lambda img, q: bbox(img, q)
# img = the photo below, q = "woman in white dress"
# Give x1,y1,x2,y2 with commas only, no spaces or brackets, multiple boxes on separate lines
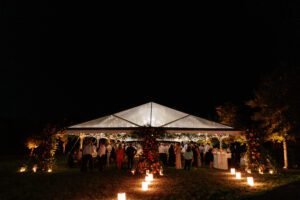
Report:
175,143,182,169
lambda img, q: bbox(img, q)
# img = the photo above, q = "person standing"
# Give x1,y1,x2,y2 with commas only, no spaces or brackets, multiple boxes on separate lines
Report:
175,143,182,169
110,143,116,164
195,145,201,167
68,150,76,168
183,146,193,171
81,140,93,172
204,143,211,166
106,142,112,167
192,144,198,167
159,144,165,165
207,148,214,169
116,144,125,170
97,142,106,171
168,144,175,166
199,144,204,167
125,143,137,170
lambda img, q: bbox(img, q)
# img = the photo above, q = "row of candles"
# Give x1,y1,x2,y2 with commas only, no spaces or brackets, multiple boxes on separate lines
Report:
118,169,163,200
230,168,274,186
19,165,52,173
230,168,254,186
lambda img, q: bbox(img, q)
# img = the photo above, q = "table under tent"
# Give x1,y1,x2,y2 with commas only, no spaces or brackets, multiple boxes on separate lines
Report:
65,102,242,170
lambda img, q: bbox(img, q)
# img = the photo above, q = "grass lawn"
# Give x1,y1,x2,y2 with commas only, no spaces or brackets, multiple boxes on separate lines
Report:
1,156,300,200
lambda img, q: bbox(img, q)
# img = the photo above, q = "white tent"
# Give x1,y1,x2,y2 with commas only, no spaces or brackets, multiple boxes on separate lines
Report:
66,102,241,137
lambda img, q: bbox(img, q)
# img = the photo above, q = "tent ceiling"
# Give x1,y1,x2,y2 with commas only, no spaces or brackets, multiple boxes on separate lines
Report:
67,102,241,135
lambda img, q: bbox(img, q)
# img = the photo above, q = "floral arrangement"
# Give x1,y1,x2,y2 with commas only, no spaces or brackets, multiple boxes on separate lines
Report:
132,127,164,174
246,130,276,173
246,131,262,171
21,124,59,172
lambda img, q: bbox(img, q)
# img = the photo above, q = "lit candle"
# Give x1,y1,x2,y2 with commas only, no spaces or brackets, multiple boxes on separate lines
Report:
230,168,236,175
142,182,148,191
19,167,26,173
32,165,37,173
269,169,274,174
247,177,254,186
159,167,163,176
118,193,126,200
47,168,52,173
131,170,135,175
246,169,251,174
235,172,241,179
148,174,154,181
145,176,151,183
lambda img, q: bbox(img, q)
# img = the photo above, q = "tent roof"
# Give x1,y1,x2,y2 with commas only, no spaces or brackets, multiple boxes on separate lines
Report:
67,102,241,135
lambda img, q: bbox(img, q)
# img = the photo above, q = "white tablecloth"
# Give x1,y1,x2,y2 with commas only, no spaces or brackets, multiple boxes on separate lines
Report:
213,152,230,170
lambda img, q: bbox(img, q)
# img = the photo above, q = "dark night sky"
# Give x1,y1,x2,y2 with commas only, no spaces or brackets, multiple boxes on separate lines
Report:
1,1,299,152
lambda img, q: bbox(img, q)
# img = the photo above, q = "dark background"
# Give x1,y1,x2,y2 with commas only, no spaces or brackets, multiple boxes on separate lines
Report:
1,1,299,155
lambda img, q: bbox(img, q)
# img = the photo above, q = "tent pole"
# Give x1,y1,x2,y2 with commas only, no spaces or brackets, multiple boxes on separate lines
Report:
79,133,85,150
96,135,101,148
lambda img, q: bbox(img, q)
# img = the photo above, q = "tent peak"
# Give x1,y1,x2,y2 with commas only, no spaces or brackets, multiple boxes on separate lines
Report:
69,102,233,131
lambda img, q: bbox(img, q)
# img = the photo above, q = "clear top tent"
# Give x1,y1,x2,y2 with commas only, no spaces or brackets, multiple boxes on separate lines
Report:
66,102,241,142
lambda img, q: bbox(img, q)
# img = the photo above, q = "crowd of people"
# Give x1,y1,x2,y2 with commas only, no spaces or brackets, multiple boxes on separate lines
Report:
159,142,215,171
68,139,226,172
68,139,140,172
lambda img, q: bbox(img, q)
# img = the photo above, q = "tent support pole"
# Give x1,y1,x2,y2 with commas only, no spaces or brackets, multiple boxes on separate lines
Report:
79,133,85,150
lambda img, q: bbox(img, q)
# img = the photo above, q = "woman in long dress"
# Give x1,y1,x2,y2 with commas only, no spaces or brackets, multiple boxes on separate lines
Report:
116,144,124,170
175,143,182,169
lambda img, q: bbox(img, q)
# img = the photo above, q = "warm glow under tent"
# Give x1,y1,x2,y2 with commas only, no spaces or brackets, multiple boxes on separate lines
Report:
66,102,242,138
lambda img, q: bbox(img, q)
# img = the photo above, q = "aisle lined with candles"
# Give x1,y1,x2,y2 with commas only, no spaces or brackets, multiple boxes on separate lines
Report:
227,167,279,188
5,160,300,200
117,171,163,199
114,166,286,200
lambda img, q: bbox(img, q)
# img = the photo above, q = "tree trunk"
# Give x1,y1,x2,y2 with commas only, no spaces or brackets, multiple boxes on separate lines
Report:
62,142,66,154
30,148,34,156
283,139,288,169
96,137,100,148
